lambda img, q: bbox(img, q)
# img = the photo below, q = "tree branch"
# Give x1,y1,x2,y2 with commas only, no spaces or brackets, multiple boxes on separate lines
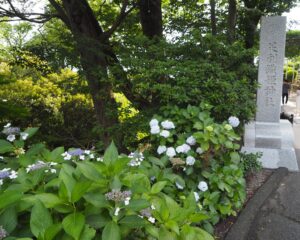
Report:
48,0,71,28
103,0,137,40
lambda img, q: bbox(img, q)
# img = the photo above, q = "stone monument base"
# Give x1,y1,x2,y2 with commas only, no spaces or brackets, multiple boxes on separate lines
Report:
242,120,299,171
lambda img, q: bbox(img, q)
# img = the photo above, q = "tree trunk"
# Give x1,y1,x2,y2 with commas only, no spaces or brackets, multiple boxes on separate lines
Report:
139,0,163,38
210,0,217,36
61,0,119,147
227,0,237,43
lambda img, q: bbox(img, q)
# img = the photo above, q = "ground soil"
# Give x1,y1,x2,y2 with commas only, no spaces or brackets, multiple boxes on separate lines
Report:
214,169,274,240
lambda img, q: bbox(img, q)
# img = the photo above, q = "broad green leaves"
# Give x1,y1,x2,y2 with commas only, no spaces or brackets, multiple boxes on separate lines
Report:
0,139,14,153
62,213,85,240
102,222,121,240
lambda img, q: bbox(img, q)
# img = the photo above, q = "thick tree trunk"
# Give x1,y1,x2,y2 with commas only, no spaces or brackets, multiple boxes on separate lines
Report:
227,0,237,43
244,15,260,49
139,0,163,38
210,0,217,36
61,0,119,147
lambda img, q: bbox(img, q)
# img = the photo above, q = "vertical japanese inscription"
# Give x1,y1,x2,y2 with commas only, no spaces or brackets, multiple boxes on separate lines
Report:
256,16,286,123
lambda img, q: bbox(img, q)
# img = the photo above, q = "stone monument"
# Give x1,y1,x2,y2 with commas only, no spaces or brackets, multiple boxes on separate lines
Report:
242,16,299,171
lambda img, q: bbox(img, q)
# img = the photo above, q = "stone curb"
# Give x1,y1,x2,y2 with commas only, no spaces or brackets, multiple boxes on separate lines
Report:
225,167,289,240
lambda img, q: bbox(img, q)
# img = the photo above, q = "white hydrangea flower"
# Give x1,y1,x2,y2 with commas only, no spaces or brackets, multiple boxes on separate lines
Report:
175,182,184,190
148,217,155,223
160,130,170,138
4,123,11,128
62,152,72,160
89,154,94,159
7,134,15,142
194,192,200,202
196,147,203,154
161,120,175,129
149,119,159,127
124,197,131,206
20,132,29,140
198,181,208,192
79,155,85,160
186,156,195,166
186,136,196,146
176,145,184,153
150,125,160,134
96,157,103,162
157,145,167,154
0,179,3,186
114,207,120,216
9,170,18,179
166,147,176,157
0,156,3,160
176,144,191,154
50,169,57,174
228,116,240,128
84,150,91,155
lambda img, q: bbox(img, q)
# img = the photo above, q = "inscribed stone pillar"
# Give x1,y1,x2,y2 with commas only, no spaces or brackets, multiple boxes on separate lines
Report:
256,16,287,122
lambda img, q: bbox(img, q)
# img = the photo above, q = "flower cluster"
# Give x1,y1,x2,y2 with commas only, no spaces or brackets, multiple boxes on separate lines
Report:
0,168,18,186
228,116,240,128
26,161,57,174
128,151,144,167
198,181,208,192
61,149,95,161
2,123,29,142
139,207,156,223
0,225,8,239
105,189,132,203
150,119,175,138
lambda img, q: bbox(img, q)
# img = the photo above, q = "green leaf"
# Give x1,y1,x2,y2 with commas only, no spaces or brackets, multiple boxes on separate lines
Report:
119,215,147,227
194,227,214,240
80,225,96,240
145,225,159,238
83,192,109,208
50,147,64,162
44,224,62,240
0,139,14,153
159,226,176,240
0,207,17,233
24,127,39,139
76,162,102,181
189,213,210,223
59,164,76,200
71,180,92,203
230,152,240,164
151,181,167,194
103,142,118,165
24,193,63,208
0,190,22,209
127,199,150,211
165,220,179,235
62,213,85,240
86,214,110,229
30,200,53,238
102,222,121,240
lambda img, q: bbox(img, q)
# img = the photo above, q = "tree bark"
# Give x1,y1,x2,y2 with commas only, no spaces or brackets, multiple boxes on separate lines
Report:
227,0,237,43
61,0,119,147
210,0,217,36
139,0,163,38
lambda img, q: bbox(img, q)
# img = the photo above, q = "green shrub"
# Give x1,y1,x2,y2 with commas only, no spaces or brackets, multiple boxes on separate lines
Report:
284,67,298,82
142,104,246,231
240,152,262,175
0,126,213,240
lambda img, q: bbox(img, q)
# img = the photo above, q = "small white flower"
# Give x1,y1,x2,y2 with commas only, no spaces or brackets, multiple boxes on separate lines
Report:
20,132,29,140
160,130,170,138
50,169,57,174
150,176,156,182
176,145,184,153
0,179,3,185
151,204,156,210
0,156,3,160
79,155,85,160
150,125,160,134
4,123,11,128
96,157,103,162
161,120,175,129
176,144,191,154
157,145,167,154
63,153,72,160
9,170,18,179
166,147,176,157
148,217,156,223
50,162,57,166
114,207,120,216
2,99,7,102
124,197,131,206
198,181,208,192
194,192,200,202
150,119,159,127
175,182,184,190
84,150,91,154
186,156,195,166
196,147,203,154
89,154,94,159
186,136,196,145
228,116,240,128
7,134,15,142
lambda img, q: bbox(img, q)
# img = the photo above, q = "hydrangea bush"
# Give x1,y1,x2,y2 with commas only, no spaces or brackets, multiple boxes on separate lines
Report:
0,125,213,240
144,104,246,230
